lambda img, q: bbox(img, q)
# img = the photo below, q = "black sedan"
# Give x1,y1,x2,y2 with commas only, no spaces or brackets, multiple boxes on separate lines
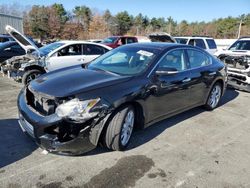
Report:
18,43,227,155
0,41,25,63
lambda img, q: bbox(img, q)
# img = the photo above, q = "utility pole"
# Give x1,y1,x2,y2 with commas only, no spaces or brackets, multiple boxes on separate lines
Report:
237,19,243,39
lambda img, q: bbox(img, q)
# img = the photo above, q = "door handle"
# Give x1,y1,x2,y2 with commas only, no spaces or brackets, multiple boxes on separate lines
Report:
77,58,85,61
182,78,191,83
208,72,216,76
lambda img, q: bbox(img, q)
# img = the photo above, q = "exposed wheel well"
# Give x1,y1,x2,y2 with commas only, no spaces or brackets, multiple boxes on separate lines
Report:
24,65,45,73
115,101,145,130
215,79,224,89
98,101,145,145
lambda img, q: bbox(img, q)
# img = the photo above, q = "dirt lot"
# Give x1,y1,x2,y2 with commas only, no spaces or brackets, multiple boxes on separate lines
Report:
0,76,250,188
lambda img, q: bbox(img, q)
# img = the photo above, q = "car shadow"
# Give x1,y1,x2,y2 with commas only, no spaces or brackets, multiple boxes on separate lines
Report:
0,89,239,161
128,88,239,150
0,119,37,168
86,88,239,155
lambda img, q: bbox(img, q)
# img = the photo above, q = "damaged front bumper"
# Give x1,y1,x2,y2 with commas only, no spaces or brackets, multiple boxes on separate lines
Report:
18,91,109,155
221,55,250,92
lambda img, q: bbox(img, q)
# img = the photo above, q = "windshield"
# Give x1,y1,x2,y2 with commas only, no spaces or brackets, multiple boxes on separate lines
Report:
229,40,250,51
102,37,119,44
88,46,159,76
38,42,65,56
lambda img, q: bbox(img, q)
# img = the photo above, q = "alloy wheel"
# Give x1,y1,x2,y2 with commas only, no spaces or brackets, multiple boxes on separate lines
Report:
208,85,222,109
121,110,135,146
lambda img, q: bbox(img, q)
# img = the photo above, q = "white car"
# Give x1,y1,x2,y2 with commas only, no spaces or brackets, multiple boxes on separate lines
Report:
5,25,111,84
214,37,250,92
175,36,217,55
214,37,250,57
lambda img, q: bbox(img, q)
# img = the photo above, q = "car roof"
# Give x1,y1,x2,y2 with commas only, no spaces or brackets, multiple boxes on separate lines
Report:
0,34,12,38
0,41,17,48
57,40,112,49
175,36,214,39
238,38,250,41
121,42,189,50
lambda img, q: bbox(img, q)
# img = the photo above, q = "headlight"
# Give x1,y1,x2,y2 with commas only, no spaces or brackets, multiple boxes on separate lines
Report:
55,98,100,122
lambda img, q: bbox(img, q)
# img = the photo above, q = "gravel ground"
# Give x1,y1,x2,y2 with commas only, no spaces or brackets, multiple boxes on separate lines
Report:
0,76,250,188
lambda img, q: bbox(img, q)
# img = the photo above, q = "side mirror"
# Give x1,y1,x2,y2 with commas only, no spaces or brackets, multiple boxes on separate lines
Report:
156,67,178,76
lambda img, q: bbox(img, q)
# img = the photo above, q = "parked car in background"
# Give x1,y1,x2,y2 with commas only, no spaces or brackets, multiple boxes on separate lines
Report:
87,39,103,43
0,41,25,63
0,34,14,43
214,37,250,92
175,36,217,55
214,37,250,57
4,25,112,84
18,43,226,155
101,36,138,48
148,32,176,43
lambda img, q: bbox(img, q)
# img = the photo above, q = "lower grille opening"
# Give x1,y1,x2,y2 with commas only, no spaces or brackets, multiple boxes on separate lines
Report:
26,88,56,116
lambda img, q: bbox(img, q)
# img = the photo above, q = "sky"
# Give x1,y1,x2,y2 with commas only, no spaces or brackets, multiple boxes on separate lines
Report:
0,0,249,22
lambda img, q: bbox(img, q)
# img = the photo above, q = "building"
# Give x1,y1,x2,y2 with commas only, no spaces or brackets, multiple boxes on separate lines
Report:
0,13,23,34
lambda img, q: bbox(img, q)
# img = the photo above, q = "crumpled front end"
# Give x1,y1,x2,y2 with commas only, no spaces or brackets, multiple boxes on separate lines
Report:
0,54,42,81
18,87,110,155
219,55,250,92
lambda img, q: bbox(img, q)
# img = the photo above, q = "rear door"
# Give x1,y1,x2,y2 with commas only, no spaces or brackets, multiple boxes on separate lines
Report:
82,44,109,63
186,48,214,105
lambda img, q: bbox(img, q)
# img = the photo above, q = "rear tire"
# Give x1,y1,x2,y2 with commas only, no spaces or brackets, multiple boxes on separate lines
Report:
22,69,42,85
105,105,135,151
204,83,222,110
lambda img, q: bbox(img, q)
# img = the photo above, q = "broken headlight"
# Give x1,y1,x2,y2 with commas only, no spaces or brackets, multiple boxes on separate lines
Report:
55,98,100,122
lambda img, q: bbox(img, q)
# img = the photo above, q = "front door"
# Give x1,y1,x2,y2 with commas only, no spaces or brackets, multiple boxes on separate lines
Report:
47,44,84,71
146,49,192,122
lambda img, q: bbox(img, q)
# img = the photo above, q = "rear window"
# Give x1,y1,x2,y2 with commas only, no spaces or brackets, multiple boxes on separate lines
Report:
187,49,211,68
126,38,137,44
188,39,206,49
206,39,217,49
175,38,188,44
0,37,10,43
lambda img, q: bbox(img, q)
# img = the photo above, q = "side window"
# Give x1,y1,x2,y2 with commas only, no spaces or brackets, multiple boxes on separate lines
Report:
83,44,107,55
188,39,206,49
206,39,217,49
194,39,206,49
187,49,211,68
158,49,187,71
58,44,82,56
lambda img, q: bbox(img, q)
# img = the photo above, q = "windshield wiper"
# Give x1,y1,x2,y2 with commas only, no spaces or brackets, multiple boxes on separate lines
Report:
91,67,120,76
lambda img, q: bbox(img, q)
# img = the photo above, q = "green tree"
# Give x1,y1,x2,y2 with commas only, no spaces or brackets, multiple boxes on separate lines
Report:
134,13,144,35
216,17,238,38
73,6,92,31
115,11,133,35
28,5,49,40
52,3,68,24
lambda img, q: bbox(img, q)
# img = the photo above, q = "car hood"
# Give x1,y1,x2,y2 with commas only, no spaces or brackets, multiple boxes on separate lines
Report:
29,66,131,98
215,49,250,57
5,25,40,54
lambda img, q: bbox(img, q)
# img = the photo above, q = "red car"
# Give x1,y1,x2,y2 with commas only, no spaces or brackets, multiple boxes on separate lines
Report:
101,36,138,48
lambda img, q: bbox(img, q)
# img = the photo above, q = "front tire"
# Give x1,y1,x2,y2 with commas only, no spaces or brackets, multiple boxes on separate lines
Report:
105,105,135,151
22,69,42,85
204,83,222,110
